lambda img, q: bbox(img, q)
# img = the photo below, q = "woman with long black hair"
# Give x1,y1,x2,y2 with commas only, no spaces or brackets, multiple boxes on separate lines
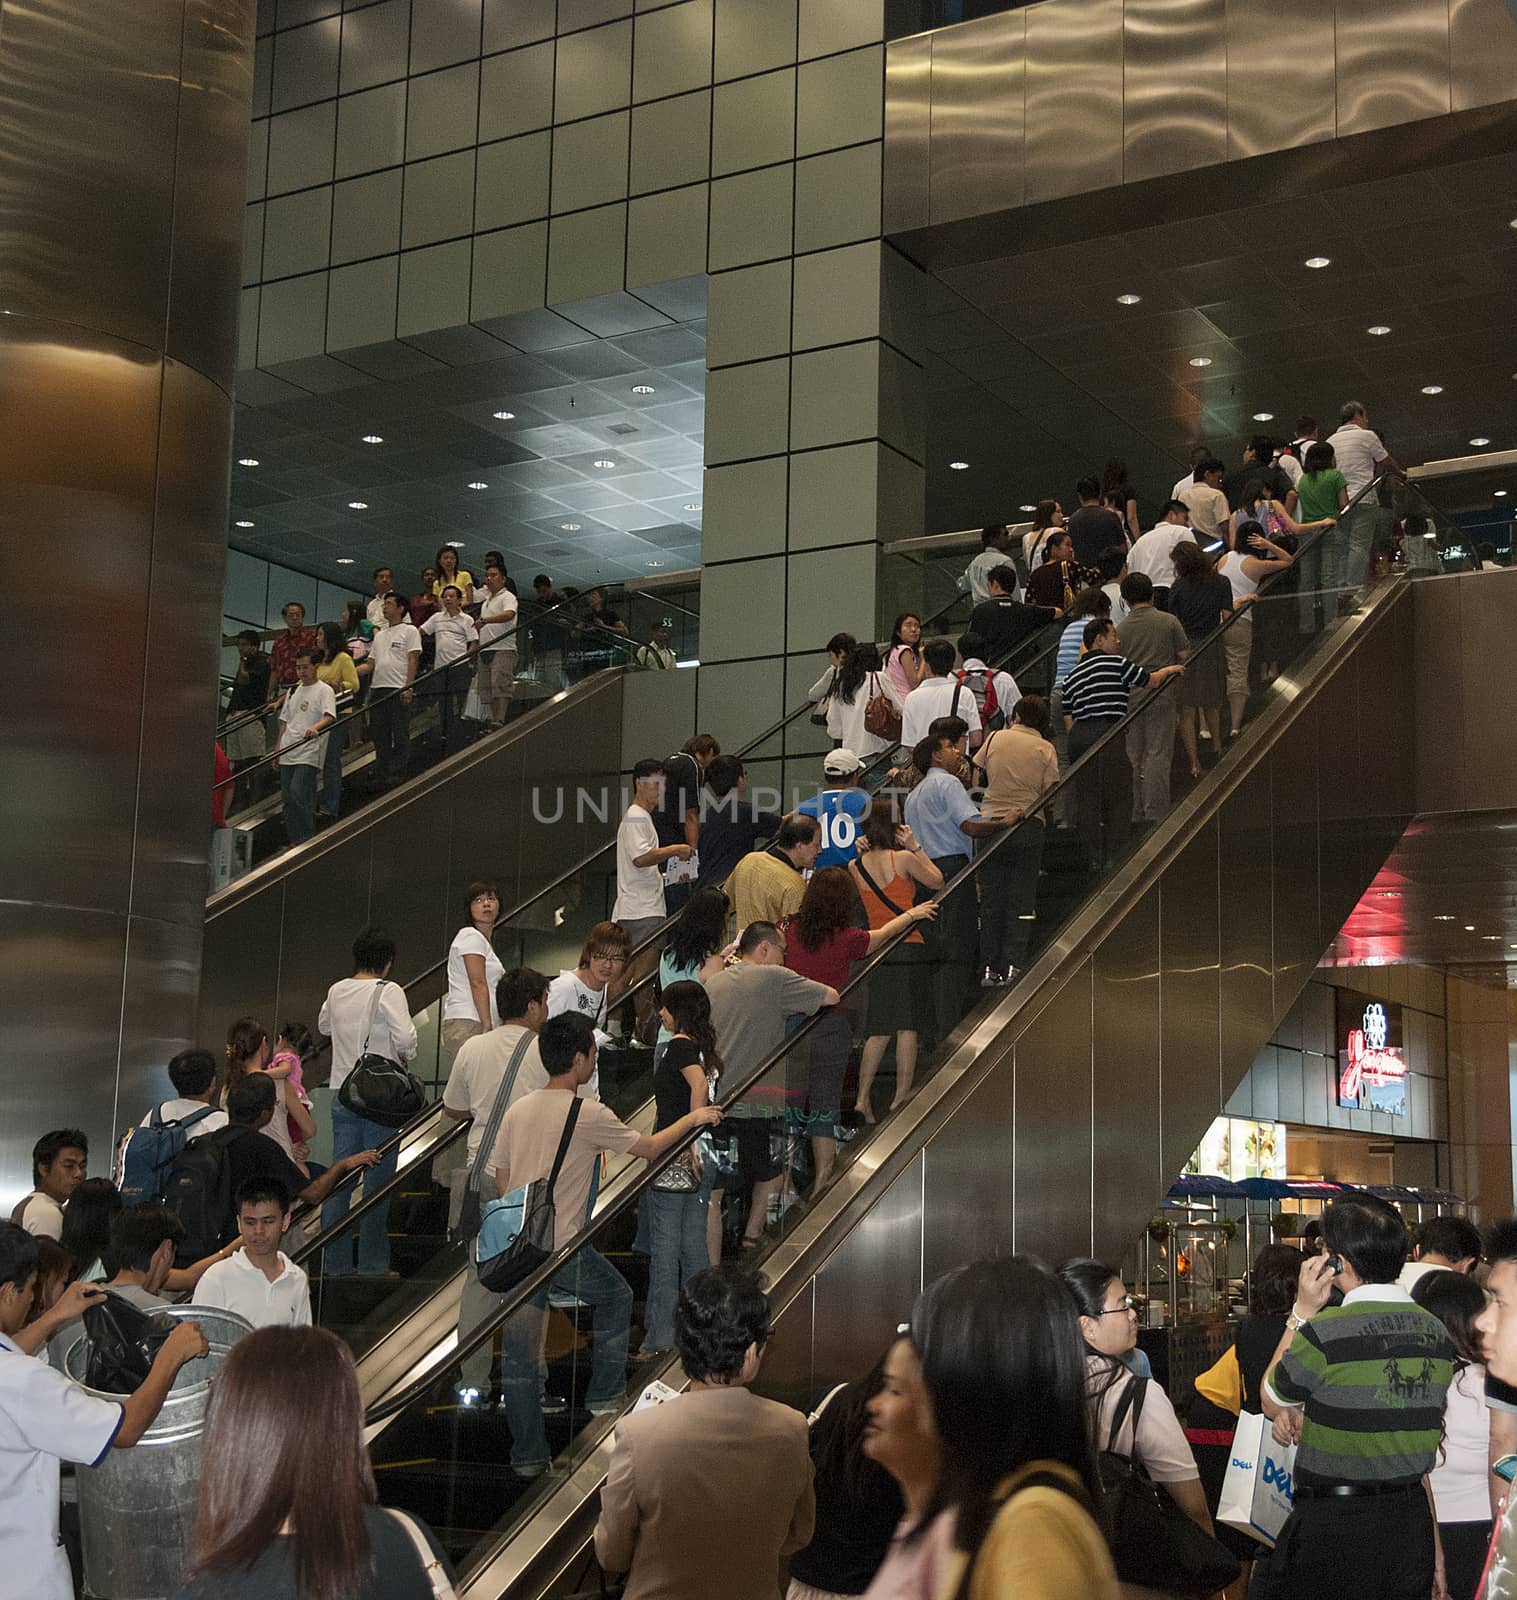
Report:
831,641,905,761
174,1326,451,1600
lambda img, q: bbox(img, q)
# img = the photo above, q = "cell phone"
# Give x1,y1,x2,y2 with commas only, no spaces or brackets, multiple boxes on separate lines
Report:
1496,1455,1517,1484
1324,1253,1343,1274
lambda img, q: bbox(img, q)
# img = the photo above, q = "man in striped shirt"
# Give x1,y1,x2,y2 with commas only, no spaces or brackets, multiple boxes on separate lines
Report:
1060,619,1183,870
1255,1196,1453,1599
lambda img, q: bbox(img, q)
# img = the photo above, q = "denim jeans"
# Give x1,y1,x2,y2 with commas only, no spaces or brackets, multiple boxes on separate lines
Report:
320,718,347,814
643,1188,708,1351
321,1099,398,1274
279,762,318,844
498,1245,632,1473
977,818,1045,973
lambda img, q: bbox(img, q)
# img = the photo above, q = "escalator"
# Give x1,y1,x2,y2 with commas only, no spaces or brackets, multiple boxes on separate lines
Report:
338,475,1464,1598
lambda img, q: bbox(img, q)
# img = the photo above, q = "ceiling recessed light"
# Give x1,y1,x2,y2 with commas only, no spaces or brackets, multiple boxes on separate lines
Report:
1304,256,1331,269
1116,293,1142,306
347,500,368,510
949,460,970,470
592,459,617,470
1509,219,1517,230
466,480,488,490
336,557,355,565
1019,503,1037,512
631,384,655,395
1434,914,1457,921
1189,357,1213,368
361,434,383,445
1253,412,1274,422
446,540,466,549
1367,325,1392,336
683,502,701,512
646,560,665,568
237,457,259,467
1496,489,1510,498
1484,934,1502,941
1470,437,1491,447
1465,924,1477,932
234,519,255,528
1421,384,1444,395
492,410,516,421
560,522,581,531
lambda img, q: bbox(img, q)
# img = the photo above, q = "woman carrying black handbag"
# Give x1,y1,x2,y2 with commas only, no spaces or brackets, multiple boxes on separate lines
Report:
1060,1259,1240,1598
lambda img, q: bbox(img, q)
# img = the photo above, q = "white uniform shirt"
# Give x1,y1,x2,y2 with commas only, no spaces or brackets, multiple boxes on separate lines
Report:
277,680,336,768
421,610,478,667
900,676,983,752
318,977,419,1092
0,1332,123,1600
478,587,518,650
369,622,422,690
612,803,666,921
193,1251,311,1329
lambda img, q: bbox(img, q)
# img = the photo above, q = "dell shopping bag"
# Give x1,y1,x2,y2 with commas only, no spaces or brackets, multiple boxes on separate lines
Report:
1217,1410,1296,1549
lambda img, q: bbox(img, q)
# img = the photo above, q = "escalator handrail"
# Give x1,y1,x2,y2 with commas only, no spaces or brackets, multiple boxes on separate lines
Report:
364,473,1395,1423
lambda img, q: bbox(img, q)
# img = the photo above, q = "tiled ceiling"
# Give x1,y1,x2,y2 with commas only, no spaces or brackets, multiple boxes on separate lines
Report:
230,284,707,590
927,150,1517,515
1326,813,1517,986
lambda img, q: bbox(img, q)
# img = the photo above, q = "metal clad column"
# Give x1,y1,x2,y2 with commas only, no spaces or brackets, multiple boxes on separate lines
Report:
0,0,255,1199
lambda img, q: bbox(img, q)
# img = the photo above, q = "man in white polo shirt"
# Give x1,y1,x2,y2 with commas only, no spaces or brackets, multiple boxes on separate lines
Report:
0,1223,207,1600
191,1179,311,1331
366,591,422,790
1126,501,1199,607
1325,400,1400,602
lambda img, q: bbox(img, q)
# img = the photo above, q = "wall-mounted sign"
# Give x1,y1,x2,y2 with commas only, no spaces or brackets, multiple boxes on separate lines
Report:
1336,989,1407,1115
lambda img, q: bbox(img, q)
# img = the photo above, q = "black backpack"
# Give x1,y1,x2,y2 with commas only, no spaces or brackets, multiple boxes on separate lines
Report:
163,1125,255,1264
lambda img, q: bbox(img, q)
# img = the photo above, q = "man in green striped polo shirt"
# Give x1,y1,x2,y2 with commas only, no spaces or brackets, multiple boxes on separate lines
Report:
1254,1196,1453,1599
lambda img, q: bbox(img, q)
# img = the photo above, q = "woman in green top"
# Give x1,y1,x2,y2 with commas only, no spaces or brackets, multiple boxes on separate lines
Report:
1295,441,1349,521
1294,441,1351,630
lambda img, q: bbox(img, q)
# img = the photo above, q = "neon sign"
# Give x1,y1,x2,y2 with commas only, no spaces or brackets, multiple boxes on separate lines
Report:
1337,999,1407,1115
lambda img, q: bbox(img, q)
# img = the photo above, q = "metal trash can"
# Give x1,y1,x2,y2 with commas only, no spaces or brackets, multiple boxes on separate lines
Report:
62,1304,252,1599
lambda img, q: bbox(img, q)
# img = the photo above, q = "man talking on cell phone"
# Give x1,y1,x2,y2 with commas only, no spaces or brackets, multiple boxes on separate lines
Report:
1251,1196,1454,1600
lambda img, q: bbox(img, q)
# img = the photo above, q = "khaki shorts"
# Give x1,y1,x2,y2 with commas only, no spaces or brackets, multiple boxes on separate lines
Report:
476,647,516,702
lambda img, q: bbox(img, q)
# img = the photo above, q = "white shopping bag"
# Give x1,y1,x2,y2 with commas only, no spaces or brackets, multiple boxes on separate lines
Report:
1217,1410,1296,1548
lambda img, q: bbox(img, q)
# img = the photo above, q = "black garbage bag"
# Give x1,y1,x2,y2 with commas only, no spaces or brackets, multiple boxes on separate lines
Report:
82,1291,175,1393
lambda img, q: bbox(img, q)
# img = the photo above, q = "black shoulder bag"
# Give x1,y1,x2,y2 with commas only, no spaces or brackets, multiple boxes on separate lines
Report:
1097,1375,1240,1595
477,1096,583,1294
338,980,427,1128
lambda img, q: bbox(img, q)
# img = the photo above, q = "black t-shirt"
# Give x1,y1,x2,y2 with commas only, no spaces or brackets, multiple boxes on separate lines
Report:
1223,461,1293,511
653,1036,704,1133
697,803,783,887
172,1505,452,1600
655,751,703,848
223,1126,309,1240
970,596,1057,662
1067,504,1127,567
1168,574,1233,641
227,654,270,713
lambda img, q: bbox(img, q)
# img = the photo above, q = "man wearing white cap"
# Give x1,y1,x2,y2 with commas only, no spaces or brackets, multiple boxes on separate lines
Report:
797,748,870,869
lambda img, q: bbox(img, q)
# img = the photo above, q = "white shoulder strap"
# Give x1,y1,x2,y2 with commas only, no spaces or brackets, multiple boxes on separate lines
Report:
388,1509,457,1599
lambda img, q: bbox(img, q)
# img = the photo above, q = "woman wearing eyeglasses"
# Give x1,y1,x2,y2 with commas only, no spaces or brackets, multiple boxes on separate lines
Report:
595,1262,814,1600
1059,1260,1215,1558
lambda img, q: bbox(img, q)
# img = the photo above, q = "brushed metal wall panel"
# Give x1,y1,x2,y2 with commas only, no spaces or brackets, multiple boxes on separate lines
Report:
1226,0,1334,159
367,800,457,973
1450,0,1517,111
198,876,284,1043
757,1277,816,1415
1217,765,1275,1089
1335,0,1451,137
882,34,931,234
0,904,128,1203
1091,887,1161,1263
119,913,206,1143
0,0,181,350
1123,0,1226,184
133,360,233,926
812,1157,925,1380
1413,576,1466,812
1157,818,1221,1180
928,10,1023,226
1269,696,1324,1010
921,1049,1016,1285
1315,654,1363,943
0,315,160,918
166,0,259,392
1012,965,1093,1262
1023,0,1122,206
1455,570,1517,811
276,834,379,1025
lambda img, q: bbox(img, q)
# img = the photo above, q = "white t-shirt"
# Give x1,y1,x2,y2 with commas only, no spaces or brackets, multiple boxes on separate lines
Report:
478,586,519,649
828,671,906,760
141,1098,228,1139
318,977,419,1092
1325,422,1389,498
366,595,388,627
18,1193,63,1242
277,680,336,768
1430,1363,1491,1524
547,969,611,1035
444,927,504,1025
1101,580,1129,623
900,676,983,752
369,622,422,690
1171,471,1197,502
193,1251,311,1330
1127,524,1195,586
0,1332,123,1600
612,803,665,921
421,610,477,666
443,1024,549,1164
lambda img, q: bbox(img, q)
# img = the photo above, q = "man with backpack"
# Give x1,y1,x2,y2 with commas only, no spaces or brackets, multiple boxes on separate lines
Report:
900,638,984,753
954,632,1021,735
118,1049,228,1204
164,1076,379,1264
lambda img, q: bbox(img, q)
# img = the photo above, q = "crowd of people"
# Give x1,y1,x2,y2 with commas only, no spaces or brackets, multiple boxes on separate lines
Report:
219,562,683,847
